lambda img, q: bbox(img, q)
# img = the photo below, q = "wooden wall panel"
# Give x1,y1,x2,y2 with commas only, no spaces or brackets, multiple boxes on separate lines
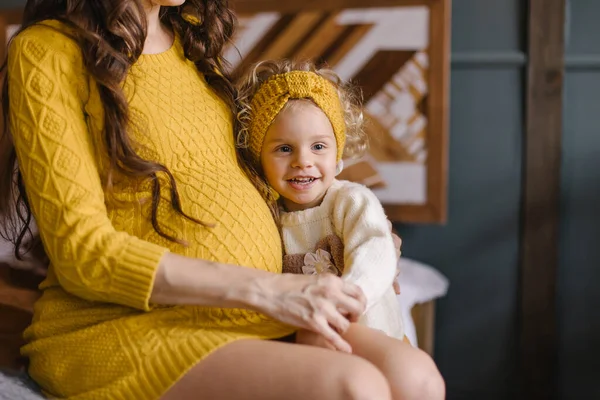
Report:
231,0,450,223
519,0,565,399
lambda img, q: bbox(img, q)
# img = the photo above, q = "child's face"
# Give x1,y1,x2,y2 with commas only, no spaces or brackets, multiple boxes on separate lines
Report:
261,100,338,212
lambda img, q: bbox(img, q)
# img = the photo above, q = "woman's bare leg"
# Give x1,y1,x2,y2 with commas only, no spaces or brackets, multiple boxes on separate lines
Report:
161,338,392,400
343,324,445,400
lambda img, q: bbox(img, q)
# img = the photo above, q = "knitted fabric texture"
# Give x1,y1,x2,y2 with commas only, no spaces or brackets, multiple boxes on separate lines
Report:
248,71,346,163
282,234,345,275
279,179,405,340
9,21,293,400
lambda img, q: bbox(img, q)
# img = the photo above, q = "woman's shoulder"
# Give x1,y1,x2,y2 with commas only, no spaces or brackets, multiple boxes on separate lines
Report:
9,20,81,61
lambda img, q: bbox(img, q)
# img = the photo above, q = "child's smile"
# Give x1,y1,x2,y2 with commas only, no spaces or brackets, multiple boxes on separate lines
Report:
286,176,319,190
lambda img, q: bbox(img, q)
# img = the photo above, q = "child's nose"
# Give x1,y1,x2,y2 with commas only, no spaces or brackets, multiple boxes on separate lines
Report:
291,150,313,169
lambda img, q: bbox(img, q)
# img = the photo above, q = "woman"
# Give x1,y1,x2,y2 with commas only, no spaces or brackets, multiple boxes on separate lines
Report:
0,1,431,399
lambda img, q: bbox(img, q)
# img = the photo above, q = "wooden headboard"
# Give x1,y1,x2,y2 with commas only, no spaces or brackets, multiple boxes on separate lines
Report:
0,266,42,370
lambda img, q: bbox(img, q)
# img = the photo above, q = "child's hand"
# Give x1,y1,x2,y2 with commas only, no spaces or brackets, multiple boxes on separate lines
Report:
388,220,402,294
387,220,403,259
393,278,401,295
296,329,338,351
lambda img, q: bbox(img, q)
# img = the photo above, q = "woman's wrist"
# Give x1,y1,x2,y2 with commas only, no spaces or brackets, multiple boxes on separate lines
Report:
150,251,276,310
229,269,278,313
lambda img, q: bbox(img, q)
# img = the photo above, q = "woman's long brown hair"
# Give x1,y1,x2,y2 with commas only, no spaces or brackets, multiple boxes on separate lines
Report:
0,0,241,261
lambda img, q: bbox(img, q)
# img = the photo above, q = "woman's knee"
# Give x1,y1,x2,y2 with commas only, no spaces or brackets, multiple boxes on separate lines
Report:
337,357,392,400
393,348,445,400
404,364,445,400
422,370,446,400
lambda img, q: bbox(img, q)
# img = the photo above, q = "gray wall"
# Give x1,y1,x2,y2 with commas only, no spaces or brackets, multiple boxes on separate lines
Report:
558,0,600,398
398,1,600,399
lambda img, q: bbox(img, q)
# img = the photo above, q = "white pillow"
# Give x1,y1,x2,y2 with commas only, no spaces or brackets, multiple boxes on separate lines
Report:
395,257,449,347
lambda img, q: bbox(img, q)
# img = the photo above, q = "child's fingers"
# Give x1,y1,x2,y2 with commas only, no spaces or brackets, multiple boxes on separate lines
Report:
393,281,401,295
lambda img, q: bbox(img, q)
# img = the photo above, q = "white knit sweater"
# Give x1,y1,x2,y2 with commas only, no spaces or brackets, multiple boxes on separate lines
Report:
280,180,405,339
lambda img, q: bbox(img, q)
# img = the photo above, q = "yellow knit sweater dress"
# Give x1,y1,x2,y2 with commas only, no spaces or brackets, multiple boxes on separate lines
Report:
8,21,294,399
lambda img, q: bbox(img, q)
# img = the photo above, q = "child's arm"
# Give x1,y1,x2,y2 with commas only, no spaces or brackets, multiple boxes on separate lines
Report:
333,183,397,311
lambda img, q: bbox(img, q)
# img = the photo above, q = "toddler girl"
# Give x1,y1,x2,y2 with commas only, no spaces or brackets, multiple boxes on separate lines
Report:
238,59,403,339
236,60,445,399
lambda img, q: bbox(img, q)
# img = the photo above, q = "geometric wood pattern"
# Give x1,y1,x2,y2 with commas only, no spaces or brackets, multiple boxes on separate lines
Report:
230,0,450,223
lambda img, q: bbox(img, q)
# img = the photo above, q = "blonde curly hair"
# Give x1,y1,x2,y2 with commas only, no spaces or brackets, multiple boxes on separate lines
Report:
236,59,368,161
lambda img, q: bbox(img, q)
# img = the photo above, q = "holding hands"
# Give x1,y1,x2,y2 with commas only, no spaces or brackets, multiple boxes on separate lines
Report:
253,225,402,352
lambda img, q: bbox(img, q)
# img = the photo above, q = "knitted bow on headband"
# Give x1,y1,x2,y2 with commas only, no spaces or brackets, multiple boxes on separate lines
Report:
248,71,346,163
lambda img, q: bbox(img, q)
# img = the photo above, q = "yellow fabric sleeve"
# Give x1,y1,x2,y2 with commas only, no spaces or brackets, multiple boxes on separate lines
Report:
7,27,168,311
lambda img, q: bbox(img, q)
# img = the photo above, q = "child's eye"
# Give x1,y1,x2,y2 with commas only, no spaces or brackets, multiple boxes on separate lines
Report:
277,145,292,153
313,143,325,151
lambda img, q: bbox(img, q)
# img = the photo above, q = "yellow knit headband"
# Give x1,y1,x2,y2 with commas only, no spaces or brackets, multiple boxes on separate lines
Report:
248,71,346,163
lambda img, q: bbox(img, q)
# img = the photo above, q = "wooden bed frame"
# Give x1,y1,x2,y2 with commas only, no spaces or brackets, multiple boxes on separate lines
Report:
411,300,436,356
0,266,41,370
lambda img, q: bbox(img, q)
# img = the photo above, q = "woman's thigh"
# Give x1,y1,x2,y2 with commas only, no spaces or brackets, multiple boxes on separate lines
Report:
161,338,392,400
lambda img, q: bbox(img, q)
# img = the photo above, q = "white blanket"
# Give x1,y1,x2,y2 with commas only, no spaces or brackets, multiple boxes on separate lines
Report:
395,258,449,347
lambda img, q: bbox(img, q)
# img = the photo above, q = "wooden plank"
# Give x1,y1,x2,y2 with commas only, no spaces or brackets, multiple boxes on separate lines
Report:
352,50,416,103
233,0,434,13
0,9,23,64
0,16,7,64
259,12,323,61
519,0,565,399
384,204,440,223
421,0,449,224
325,25,372,68
0,304,33,370
411,300,436,356
337,159,387,189
231,14,294,78
364,110,417,163
0,10,23,144
0,267,40,313
292,13,345,62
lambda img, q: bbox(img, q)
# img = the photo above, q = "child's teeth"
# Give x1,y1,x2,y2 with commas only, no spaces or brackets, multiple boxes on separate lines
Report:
292,178,314,183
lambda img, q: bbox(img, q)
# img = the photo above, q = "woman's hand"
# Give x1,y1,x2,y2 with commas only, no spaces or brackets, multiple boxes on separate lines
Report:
152,253,362,352
250,272,366,353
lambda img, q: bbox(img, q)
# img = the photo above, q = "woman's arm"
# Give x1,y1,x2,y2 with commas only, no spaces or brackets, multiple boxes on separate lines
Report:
151,252,270,307
152,252,365,353
333,183,398,311
8,26,170,311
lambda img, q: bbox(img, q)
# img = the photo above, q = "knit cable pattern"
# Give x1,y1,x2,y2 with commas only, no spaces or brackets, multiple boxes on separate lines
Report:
8,21,293,399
